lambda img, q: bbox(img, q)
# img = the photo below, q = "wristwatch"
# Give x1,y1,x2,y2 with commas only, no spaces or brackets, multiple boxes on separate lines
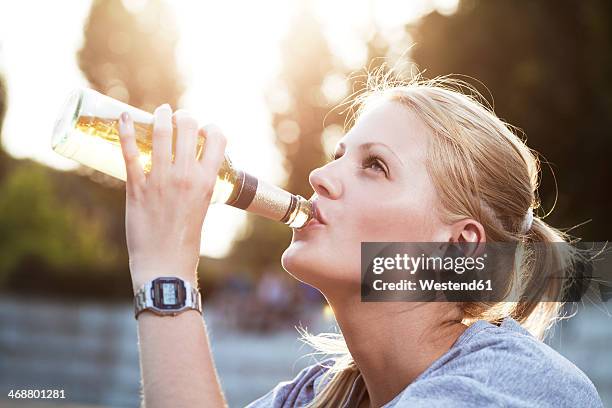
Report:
133,276,202,319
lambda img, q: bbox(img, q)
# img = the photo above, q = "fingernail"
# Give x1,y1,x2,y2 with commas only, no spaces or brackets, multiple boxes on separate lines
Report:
120,112,130,123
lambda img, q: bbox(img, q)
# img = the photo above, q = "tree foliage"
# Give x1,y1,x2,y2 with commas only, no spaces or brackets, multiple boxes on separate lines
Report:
0,162,118,284
78,0,183,111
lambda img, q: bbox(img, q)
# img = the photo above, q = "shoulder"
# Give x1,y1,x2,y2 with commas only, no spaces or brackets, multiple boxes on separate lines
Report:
244,358,334,408
387,318,603,408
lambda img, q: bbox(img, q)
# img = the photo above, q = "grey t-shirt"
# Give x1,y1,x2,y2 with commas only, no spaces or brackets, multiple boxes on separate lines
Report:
245,318,603,407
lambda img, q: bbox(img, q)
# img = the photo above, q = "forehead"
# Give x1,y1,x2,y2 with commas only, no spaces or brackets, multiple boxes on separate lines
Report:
337,100,431,166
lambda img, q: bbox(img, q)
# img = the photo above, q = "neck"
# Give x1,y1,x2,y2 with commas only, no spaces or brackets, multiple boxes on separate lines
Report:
325,293,467,408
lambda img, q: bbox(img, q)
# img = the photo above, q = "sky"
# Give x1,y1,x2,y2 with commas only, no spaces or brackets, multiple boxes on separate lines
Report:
0,0,457,258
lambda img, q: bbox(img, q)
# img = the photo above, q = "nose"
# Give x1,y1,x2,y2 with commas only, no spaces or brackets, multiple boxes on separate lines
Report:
309,165,342,199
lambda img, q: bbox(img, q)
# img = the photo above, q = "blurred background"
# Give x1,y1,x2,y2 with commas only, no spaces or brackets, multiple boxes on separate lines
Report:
0,0,611,407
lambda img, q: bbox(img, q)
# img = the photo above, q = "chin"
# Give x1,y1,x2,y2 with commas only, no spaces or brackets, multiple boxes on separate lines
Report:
281,241,310,274
282,241,359,294
281,241,327,286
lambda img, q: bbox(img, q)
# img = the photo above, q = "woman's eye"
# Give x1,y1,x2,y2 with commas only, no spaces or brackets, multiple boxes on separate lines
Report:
361,155,387,175
327,152,387,176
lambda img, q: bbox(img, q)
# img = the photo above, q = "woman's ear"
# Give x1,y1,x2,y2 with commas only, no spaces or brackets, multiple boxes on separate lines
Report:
449,219,486,257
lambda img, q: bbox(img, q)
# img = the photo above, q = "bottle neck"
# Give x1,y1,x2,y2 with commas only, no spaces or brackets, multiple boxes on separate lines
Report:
225,170,313,228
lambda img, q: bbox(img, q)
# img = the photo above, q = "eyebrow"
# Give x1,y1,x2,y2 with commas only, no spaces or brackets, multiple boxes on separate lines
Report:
337,142,405,167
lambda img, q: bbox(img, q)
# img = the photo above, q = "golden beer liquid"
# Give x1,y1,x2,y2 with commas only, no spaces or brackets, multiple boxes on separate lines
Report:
72,115,238,205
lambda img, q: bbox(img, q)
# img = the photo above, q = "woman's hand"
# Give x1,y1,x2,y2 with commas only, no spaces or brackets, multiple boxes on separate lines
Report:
118,104,227,293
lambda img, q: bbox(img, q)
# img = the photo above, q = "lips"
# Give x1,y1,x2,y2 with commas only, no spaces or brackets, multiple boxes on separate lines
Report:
311,200,327,225
296,200,327,231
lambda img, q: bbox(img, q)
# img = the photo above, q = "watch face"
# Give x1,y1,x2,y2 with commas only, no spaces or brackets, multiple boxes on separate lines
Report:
162,283,178,305
152,278,187,310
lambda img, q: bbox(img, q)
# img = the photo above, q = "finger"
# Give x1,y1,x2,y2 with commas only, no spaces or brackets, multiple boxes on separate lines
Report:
118,112,146,192
173,109,199,171
151,103,173,180
198,124,227,184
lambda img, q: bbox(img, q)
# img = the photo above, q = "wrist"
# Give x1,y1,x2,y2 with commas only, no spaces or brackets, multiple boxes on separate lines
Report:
129,258,199,293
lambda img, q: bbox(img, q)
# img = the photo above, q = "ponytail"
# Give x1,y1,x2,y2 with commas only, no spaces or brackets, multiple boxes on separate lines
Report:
511,216,578,339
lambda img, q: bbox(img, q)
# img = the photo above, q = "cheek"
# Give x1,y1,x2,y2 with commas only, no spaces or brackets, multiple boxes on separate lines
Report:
352,201,436,242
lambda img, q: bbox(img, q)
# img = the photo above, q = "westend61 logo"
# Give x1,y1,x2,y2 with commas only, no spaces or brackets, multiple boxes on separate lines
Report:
360,242,612,303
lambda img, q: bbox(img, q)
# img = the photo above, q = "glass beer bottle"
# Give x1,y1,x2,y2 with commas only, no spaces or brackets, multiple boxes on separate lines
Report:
51,88,313,229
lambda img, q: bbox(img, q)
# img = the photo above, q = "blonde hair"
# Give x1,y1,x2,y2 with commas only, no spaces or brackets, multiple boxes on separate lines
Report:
301,72,581,407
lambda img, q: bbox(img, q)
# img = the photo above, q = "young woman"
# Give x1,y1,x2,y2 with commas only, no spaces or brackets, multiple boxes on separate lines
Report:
117,76,603,408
